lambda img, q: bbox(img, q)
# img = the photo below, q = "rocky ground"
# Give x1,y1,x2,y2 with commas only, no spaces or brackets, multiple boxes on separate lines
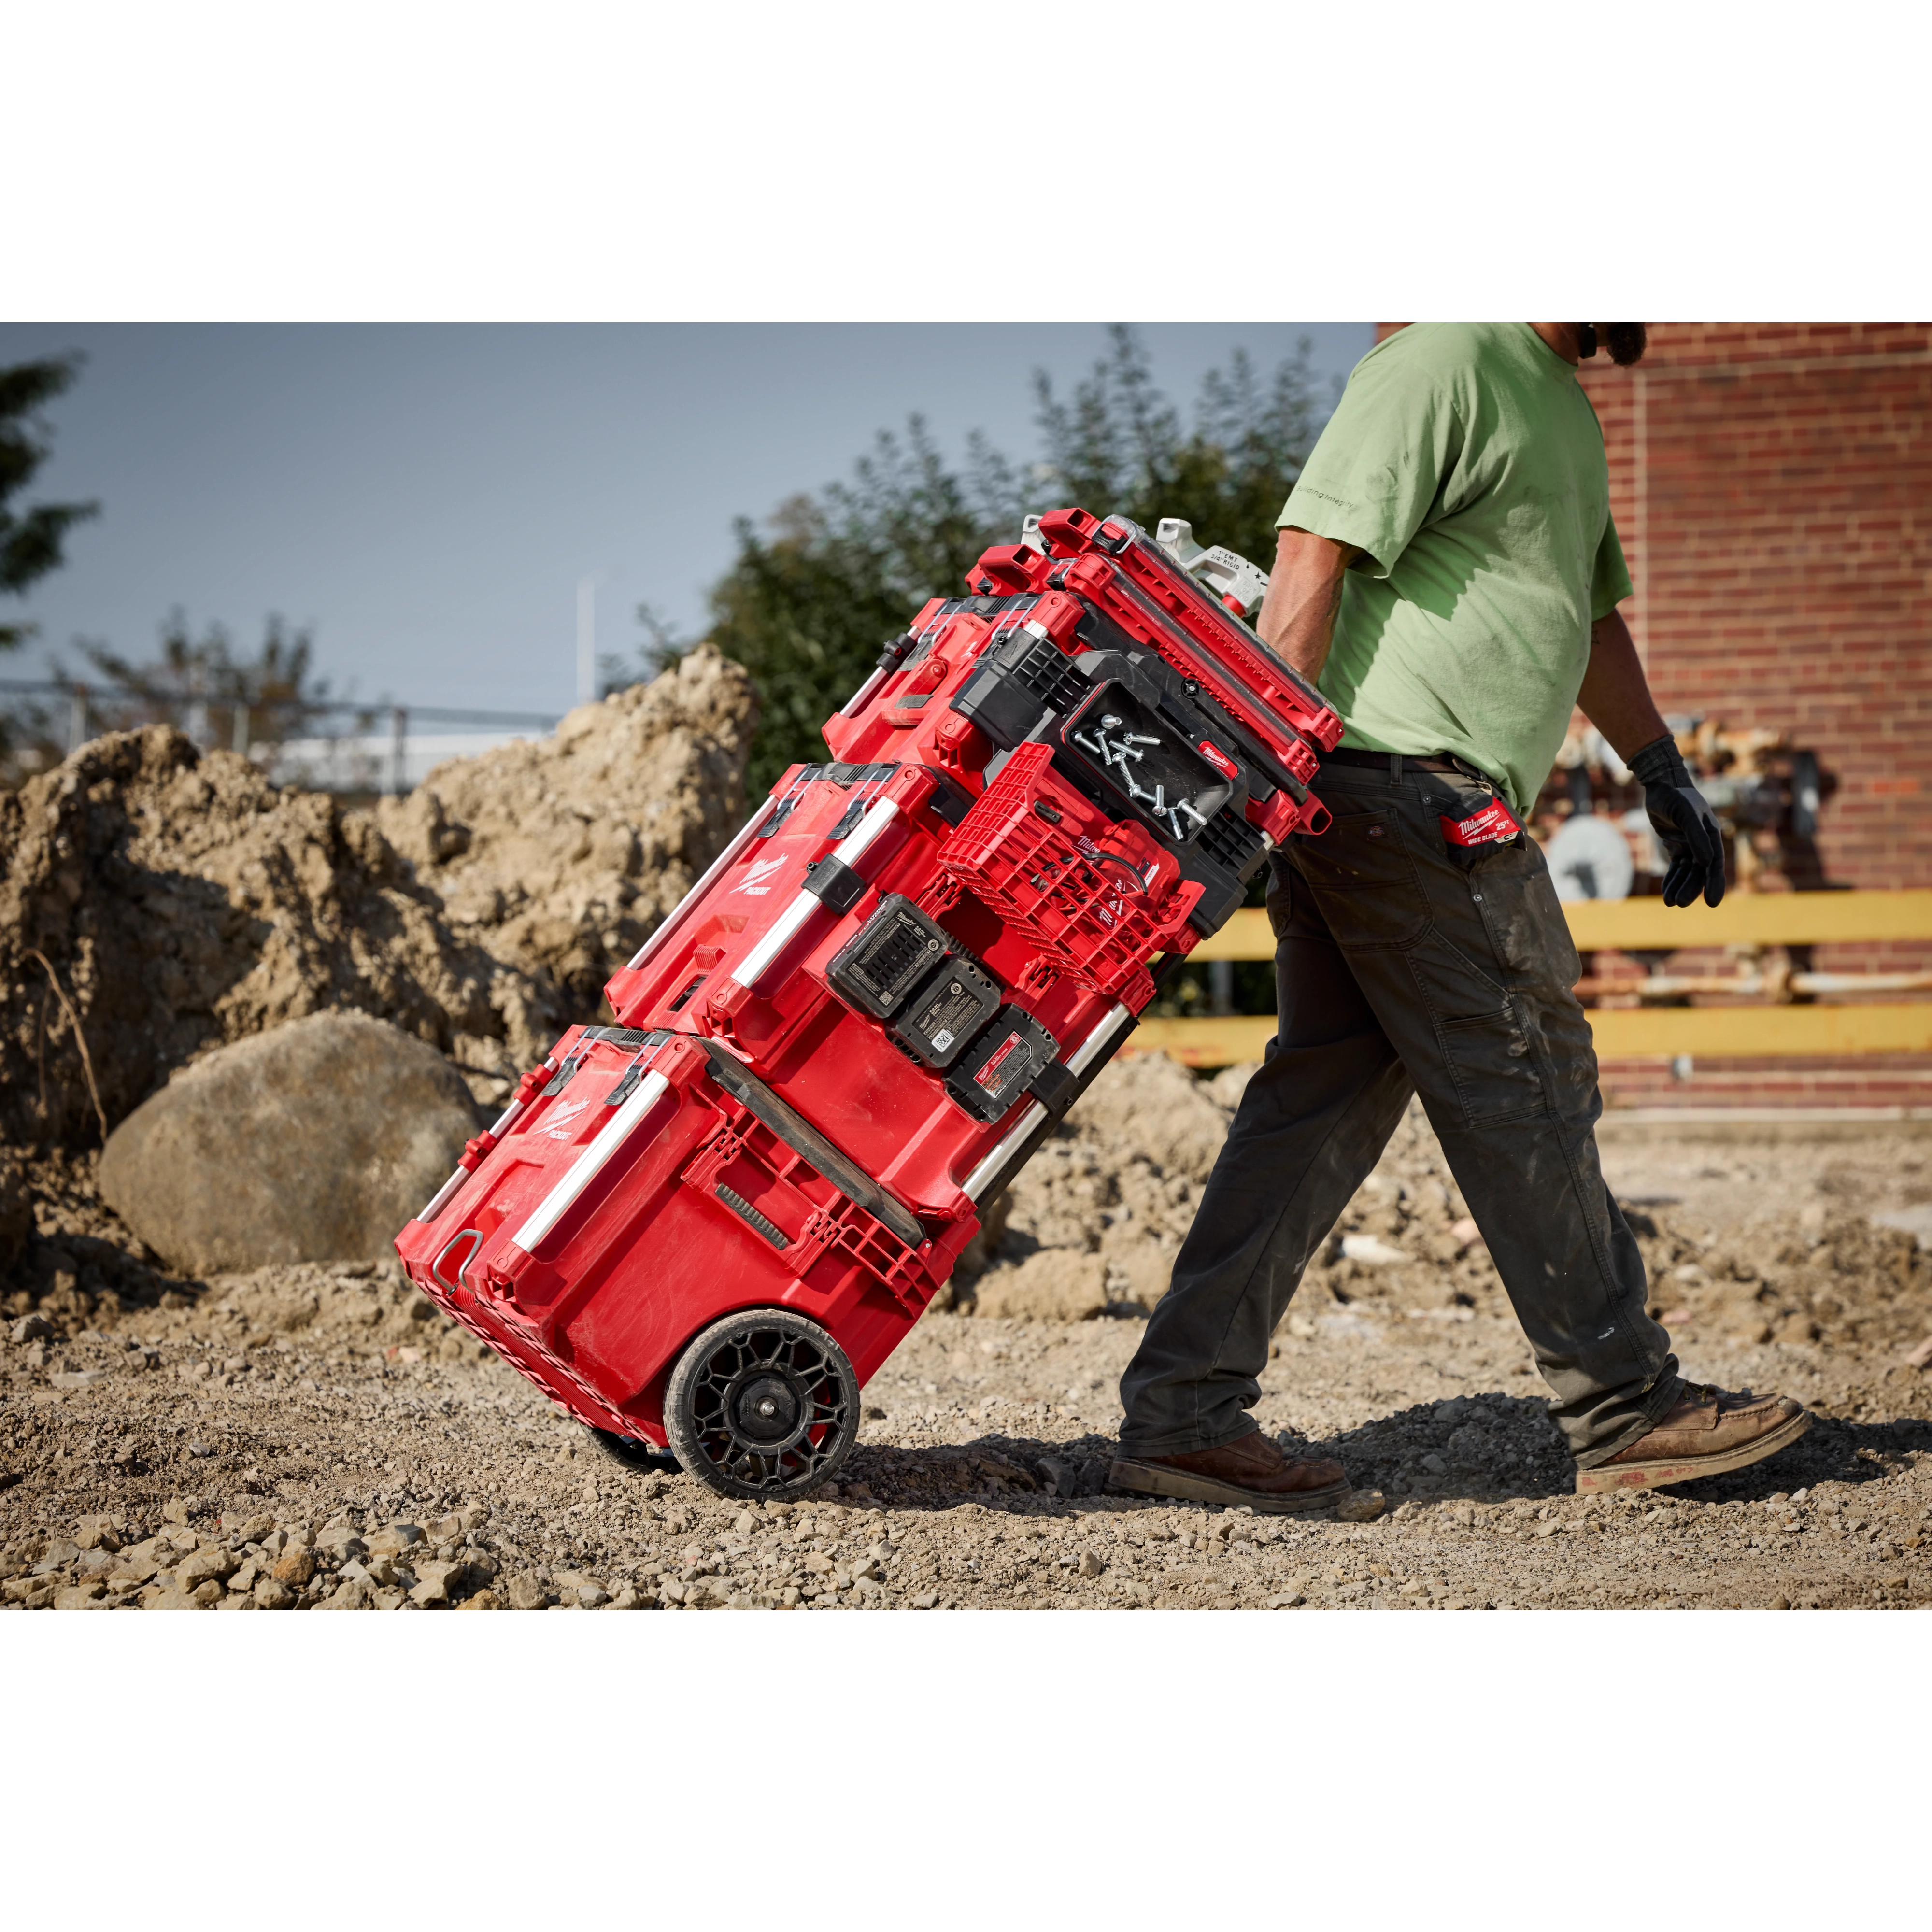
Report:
6,1112,1929,1614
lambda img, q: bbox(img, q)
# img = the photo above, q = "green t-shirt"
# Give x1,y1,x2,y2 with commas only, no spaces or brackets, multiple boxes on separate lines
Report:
1278,322,1632,813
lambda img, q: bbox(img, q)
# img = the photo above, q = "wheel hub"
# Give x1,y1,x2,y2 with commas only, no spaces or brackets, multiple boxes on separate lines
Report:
728,1369,804,1450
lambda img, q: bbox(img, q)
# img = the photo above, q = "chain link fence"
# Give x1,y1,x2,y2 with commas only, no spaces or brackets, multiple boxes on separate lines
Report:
0,677,558,795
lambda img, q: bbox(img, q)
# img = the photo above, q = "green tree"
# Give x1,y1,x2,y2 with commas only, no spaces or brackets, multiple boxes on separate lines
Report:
1,355,99,650
694,418,1026,798
693,326,1338,798
1033,324,1336,570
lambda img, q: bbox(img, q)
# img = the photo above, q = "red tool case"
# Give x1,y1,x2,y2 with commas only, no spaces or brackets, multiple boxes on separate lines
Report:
394,507,1342,1498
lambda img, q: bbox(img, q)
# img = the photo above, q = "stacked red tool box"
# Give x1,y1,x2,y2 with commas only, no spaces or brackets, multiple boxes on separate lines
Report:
394,507,1342,1498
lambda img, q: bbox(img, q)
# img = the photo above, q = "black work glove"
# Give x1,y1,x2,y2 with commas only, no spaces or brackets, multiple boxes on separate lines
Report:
1630,734,1726,908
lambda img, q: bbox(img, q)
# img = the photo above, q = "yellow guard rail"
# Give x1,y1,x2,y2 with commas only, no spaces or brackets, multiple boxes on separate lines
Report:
1132,891,1932,1066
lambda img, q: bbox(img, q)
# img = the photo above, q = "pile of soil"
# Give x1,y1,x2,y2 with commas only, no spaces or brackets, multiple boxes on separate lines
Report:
376,644,758,1029
959,1054,1252,1314
966,1057,1499,1318
967,1056,1932,1370
0,726,561,1155
0,645,760,1178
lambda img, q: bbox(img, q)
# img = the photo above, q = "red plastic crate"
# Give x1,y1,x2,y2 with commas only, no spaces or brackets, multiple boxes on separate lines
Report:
941,741,1201,1006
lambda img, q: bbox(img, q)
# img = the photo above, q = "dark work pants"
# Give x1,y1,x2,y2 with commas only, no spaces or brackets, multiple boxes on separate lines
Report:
1119,760,1683,1468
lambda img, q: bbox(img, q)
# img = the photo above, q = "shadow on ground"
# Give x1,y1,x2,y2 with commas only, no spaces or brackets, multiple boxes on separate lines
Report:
817,1401,1932,1518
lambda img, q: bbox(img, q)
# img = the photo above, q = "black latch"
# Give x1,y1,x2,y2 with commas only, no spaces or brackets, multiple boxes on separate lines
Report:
917,768,974,826
802,857,867,913
756,793,802,838
601,1031,672,1104
1025,1059,1081,1116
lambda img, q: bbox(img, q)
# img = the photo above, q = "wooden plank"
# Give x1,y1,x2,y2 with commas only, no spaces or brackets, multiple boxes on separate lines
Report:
1127,1016,1278,1066
1127,1003,1932,1069
1186,909,1273,960
1181,892,1932,962
1585,1003,1932,1060
1563,889,1932,951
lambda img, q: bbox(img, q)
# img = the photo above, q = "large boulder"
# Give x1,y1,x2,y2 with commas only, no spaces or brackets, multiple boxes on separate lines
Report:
99,1012,482,1275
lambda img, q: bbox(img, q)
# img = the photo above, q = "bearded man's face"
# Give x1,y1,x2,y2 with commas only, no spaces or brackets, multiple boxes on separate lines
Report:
1603,324,1648,366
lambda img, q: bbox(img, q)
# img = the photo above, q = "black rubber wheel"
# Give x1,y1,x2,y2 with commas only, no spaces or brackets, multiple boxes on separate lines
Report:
586,1427,681,1475
663,1308,859,1501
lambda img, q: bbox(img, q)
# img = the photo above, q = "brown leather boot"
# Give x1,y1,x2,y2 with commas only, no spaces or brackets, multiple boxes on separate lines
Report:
1575,1381,1810,1494
1110,1431,1351,1513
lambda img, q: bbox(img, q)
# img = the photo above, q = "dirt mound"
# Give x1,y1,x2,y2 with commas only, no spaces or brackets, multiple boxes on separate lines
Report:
959,1053,1243,1314
376,644,758,1017
963,1055,1932,1360
0,726,562,1155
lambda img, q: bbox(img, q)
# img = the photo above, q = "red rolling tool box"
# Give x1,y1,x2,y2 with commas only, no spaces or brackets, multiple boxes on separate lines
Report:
394,507,1342,1498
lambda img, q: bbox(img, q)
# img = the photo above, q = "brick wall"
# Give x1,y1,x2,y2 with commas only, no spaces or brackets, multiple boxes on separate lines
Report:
1578,323,1932,890
1595,1054,1932,1115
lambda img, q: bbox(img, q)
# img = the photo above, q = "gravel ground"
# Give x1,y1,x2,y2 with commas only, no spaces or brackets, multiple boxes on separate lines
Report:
1597,1129,1932,1237
5,1222,1928,1613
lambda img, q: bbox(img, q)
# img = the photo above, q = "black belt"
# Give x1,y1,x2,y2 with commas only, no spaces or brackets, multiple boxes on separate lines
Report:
1320,747,1494,781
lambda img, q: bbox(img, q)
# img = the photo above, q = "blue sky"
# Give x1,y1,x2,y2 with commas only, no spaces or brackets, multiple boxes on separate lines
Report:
0,323,1373,717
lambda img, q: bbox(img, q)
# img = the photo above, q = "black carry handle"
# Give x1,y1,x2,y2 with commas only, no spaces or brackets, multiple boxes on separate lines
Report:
696,1041,927,1252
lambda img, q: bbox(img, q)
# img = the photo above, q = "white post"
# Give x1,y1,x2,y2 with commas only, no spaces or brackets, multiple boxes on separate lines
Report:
388,706,408,796
577,574,597,706
67,686,89,754
232,702,250,757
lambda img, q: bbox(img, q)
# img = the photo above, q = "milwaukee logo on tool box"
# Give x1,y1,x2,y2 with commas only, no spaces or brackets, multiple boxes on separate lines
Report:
396,508,1341,1500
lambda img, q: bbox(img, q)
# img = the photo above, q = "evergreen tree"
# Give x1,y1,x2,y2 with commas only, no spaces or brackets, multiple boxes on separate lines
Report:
0,355,98,650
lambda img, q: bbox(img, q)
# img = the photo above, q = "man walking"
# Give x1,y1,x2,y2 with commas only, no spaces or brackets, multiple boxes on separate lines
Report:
1112,322,1809,1509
